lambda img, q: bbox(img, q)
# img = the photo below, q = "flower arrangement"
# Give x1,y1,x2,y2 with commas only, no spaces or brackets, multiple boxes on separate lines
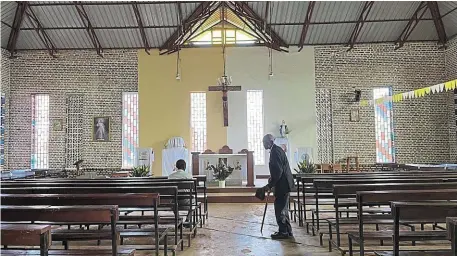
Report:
294,160,316,174
207,162,234,181
131,165,150,177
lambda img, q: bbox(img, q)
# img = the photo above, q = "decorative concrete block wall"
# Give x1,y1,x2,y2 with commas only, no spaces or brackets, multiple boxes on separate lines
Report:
315,42,453,164
1,49,11,170
445,37,457,162
7,50,137,170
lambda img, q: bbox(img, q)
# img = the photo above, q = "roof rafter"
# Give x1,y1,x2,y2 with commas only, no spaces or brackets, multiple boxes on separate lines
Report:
263,1,269,30
232,1,288,49
298,1,315,52
347,1,374,50
131,2,150,54
25,6,57,57
7,1,28,57
160,1,215,52
19,25,177,30
427,1,447,45
395,1,429,49
225,2,279,50
74,1,103,56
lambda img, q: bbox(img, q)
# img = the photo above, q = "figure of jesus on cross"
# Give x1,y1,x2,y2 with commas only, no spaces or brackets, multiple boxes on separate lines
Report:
208,76,241,127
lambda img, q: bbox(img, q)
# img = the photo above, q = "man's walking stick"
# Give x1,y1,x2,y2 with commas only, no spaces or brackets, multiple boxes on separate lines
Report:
260,191,270,234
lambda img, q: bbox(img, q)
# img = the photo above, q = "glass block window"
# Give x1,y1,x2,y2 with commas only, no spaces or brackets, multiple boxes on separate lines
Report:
66,95,83,168
247,90,264,165
373,87,395,163
190,92,207,152
122,92,139,168
31,94,50,169
0,93,5,170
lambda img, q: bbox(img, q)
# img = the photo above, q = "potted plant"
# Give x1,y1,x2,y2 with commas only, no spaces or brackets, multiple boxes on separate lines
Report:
294,160,316,174
130,165,150,177
208,162,234,188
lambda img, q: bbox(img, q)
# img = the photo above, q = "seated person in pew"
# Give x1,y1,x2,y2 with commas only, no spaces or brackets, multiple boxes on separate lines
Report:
169,159,192,225
169,159,193,180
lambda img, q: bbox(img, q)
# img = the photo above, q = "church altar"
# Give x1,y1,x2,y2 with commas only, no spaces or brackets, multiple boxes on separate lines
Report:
192,145,254,187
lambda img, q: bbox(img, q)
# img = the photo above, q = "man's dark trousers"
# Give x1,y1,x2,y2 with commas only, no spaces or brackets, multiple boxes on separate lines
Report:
274,192,292,235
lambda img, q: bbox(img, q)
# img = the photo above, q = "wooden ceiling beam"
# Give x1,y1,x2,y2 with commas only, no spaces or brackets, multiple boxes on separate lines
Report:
298,1,315,52
74,1,103,56
347,1,374,50
427,1,447,45
25,6,57,57
395,1,429,49
132,2,151,54
159,1,214,51
232,1,288,48
7,2,28,57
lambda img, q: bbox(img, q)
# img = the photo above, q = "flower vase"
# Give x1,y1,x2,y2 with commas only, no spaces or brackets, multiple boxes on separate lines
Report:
218,180,226,188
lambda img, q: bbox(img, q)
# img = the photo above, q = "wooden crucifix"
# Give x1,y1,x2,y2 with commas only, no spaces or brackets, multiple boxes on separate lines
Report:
208,76,241,127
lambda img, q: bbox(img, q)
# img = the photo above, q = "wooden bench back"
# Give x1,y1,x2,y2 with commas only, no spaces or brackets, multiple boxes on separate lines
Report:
1,193,160,207
0,186,178,201
335,182,457,197
1,205,119,223
314,178,457,190
357,189,457,205
392,201,457,221
295,170,456,178
391,201,457,255
1,181,195,190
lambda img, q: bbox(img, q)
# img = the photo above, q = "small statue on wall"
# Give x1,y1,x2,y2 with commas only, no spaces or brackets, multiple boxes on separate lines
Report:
279,120,290,138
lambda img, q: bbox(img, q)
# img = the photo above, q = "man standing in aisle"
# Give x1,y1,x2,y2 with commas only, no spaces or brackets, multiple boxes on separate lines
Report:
263,134,294,239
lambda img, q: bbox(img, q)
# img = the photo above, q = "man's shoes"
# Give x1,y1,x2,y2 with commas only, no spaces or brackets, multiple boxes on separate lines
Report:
288,232,294,237
270,232,290,240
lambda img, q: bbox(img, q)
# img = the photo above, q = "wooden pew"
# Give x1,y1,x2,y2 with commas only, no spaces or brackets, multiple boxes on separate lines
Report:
2,180,201,236
312,178,457,233
375,201,457,256
329,182,457,252
347,189,457,256
1,224,51,256
1,205,121,256
447,217,457,256
292,173,457,227
1,193,166,256
1,185,186,252
3,178,204,228
193,175,208,223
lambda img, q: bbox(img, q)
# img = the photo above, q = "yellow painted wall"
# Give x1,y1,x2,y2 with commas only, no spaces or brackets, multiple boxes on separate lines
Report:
138,48,227,176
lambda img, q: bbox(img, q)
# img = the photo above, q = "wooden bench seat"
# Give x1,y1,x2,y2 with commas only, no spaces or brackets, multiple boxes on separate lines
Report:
1,205,119,256
348,230,448,241
1,224,52,256
52,229,114,240
1,249,135,255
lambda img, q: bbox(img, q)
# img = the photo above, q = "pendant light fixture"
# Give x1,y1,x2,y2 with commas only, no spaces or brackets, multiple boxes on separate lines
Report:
268,1,274,78
175,3,181,80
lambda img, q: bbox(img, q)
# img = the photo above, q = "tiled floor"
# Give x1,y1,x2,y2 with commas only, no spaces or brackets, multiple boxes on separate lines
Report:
65,203,339,255
171,203,339,256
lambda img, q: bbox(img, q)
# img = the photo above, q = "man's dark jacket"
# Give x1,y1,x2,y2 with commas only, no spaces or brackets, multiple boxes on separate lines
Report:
267,144,295,196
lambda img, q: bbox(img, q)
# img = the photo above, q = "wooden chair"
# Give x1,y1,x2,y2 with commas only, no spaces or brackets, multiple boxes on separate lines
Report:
332,164,343,173
321,164,332,173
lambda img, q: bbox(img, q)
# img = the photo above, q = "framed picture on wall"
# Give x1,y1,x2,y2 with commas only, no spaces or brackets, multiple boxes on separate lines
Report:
350,109,360,122
52,119,63,131
93,117,110,141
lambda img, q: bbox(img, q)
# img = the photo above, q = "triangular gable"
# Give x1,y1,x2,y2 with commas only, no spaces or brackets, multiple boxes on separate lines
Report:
187,6,261,45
